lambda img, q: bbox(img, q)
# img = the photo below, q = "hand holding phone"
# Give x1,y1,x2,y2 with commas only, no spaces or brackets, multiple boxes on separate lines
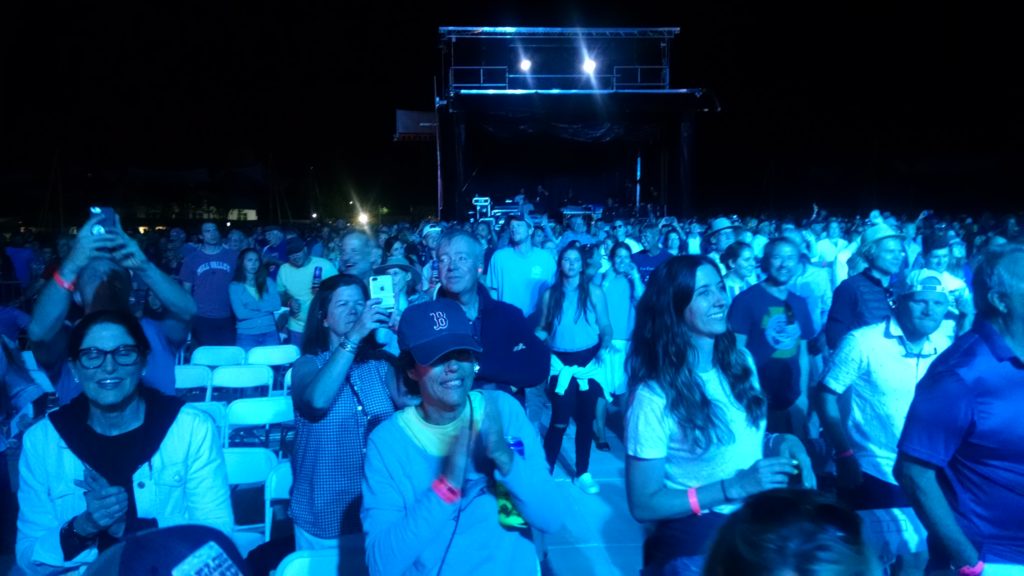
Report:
89,207,117,236
369,274,396,311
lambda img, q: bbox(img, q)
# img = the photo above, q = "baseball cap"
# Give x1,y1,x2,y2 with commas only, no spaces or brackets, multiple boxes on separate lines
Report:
898,268,948,297
285,236,306,255
397,299,482,365
84,524,249,576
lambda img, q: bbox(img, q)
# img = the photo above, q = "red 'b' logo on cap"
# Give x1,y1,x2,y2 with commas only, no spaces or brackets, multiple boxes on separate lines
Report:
429,311,448,331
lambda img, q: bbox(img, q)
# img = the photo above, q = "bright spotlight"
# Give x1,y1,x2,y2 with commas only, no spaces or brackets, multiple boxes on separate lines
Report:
582,58,597,74
357,212,369,225
519,58,532,72
311,212,318,219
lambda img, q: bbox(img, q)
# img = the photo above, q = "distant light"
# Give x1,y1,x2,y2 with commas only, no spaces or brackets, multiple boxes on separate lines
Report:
358,212,369,225
519,59,532,72
225,222,231,227
582,58,597,74
311,212,318,219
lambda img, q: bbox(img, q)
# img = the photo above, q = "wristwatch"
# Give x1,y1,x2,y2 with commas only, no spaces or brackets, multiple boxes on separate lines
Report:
61,515,97,547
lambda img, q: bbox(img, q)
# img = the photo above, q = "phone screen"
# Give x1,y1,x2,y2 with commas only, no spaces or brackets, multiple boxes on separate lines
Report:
369,275,396,310
89,207,117,235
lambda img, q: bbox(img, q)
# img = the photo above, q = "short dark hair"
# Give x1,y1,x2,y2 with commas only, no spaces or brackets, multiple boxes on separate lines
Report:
300,274,369,356
704,489,876,576
69,310,151,362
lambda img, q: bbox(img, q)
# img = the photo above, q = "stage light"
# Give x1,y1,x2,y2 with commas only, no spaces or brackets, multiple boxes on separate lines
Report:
582,58,597,74
311,212,318,219
358,212,369,225
519,58,532,72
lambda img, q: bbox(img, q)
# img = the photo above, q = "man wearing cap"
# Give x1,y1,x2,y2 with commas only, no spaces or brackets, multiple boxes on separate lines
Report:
277,237,338,348
436,229,550,404
419,224,443,294
818,271,953,574
920,232,975,338
556,215,597,251
179,222,237,347
483,214,556,319
704,217,740,274
896,245,1024,573
362,298,564,576
631,223,672,284
260,226,287,278
825,222,904,351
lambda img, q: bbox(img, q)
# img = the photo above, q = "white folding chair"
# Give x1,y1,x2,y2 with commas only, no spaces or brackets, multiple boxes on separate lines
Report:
222,447,279,556
21,350,55,393
211,365,274,399
264,461,293,542
224,396,294,449
272,367,293,398
275,549,340,576
191,345,246,367
246,344,300,367
174,365,212,401
189,401,228,443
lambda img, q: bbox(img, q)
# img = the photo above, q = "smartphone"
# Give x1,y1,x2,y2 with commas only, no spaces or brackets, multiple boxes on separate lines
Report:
89,206,117,235
369,274,396,311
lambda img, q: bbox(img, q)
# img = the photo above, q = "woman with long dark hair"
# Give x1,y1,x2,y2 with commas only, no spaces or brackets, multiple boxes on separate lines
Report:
536,244,612,495
228,248,281,350
625,255,815,575
289,274,408,567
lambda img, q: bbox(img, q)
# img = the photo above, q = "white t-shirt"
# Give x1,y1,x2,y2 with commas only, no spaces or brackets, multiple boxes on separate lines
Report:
276,256,339,332
821,316,953,484
484,246,555,317
626,366,764,514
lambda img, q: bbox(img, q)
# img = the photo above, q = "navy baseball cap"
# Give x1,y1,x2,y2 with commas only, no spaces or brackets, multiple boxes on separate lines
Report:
398,299,482,365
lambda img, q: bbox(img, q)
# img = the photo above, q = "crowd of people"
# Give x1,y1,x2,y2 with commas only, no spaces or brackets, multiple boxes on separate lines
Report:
1,204,1022,575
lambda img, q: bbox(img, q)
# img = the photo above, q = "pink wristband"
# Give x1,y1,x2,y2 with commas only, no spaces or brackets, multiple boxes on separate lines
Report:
432,476,461,504
957,561,984,576
687,487,702,516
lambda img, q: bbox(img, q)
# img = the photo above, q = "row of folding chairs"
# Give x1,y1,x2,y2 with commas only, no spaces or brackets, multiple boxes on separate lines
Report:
189,396,295,450
176,364,295,401
190,344,300,368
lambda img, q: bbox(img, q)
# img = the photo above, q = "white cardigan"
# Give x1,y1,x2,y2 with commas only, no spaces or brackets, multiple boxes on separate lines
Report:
16,405,234,575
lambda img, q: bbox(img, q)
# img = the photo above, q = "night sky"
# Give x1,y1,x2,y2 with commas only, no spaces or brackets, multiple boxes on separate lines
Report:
2,1,1021,226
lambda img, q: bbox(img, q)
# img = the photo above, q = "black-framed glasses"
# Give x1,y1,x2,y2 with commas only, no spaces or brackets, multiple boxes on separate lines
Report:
76,346,141,369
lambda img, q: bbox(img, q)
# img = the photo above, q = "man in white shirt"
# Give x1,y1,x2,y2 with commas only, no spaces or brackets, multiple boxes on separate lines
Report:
817,270,953,574
277,237,338,349
484,215,555,319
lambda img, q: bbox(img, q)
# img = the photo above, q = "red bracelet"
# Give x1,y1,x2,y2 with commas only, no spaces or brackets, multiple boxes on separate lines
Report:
834,449,855,460
957,561,984,576
432,476,461,504
687,487,702,516
53,271,76,292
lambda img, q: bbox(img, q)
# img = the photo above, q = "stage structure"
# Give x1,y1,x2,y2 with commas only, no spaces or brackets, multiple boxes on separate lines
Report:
436,26,716,221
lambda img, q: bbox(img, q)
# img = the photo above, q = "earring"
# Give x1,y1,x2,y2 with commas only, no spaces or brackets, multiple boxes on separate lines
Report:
473,363,480,374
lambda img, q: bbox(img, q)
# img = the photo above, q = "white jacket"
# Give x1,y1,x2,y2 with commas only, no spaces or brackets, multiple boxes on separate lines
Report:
16,405,234,575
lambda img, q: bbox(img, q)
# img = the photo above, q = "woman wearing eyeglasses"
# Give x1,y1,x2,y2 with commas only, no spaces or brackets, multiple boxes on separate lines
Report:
16,310,233,574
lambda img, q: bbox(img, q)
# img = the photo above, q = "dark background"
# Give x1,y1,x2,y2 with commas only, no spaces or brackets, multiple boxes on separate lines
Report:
2,1,1021,227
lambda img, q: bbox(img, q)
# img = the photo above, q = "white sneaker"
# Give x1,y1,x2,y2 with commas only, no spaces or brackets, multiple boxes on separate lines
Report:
575,472,600,495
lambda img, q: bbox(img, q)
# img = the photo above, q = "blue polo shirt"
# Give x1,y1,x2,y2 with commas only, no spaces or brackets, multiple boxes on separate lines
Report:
898,320,1024,564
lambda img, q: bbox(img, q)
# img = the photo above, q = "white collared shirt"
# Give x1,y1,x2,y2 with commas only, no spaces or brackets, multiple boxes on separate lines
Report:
822,315,954,484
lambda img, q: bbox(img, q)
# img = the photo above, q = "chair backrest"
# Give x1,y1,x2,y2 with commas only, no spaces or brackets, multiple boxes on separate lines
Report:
189,401,228,442
275,549,339,576
226,396,294,429
274,367,293,397
174,365,213,401
264,461,293,542
246,344,301,367
222,447,279,486
211,365,274,392
191,346,246,367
